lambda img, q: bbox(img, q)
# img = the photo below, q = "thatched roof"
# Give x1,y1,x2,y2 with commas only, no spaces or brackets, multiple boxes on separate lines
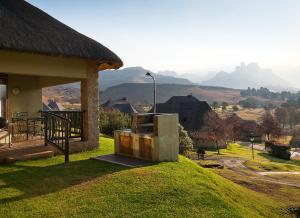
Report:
102,97,137,115
0,0,123,69
154,95,212,131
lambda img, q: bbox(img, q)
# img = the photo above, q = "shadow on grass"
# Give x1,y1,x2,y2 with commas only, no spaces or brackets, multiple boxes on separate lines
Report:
0,159,127,204
258,153,300,166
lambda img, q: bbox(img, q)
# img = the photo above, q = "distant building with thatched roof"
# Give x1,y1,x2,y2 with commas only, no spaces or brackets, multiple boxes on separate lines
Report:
102,97,137,115
154,95,212,131
43,100,64,111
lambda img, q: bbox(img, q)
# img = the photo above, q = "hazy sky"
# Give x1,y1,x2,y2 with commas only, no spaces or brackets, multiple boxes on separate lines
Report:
28,0,300,78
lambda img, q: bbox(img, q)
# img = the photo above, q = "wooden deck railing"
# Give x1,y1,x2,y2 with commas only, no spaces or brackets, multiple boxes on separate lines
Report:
43,111,84,163
45,111,84,140
44,112,70,162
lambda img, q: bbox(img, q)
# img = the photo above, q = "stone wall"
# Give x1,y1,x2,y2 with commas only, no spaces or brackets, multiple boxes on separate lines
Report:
81,63,100,150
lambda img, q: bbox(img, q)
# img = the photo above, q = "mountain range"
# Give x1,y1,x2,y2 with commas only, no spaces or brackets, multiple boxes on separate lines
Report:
99,63,296,92
201,62,295,92
101,83,242,105
57,64,296,92
100,67,193,91
43,63,296,108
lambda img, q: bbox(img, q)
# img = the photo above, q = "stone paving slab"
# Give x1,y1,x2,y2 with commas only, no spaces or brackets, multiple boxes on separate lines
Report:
92,154,152,167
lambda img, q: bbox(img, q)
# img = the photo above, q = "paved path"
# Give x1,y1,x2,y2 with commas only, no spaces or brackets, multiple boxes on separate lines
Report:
238,141,265,151
203,156,300,188
291,151,300,160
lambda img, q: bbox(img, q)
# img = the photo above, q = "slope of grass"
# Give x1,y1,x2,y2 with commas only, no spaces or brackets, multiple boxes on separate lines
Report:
217,143,300,172
0,136,287,217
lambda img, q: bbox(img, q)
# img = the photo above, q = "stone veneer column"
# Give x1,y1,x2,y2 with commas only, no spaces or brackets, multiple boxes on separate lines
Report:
81,63,99,150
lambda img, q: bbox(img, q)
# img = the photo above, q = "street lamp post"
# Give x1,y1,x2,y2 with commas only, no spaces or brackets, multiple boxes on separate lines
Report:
145,72,156,113
250,135,255,160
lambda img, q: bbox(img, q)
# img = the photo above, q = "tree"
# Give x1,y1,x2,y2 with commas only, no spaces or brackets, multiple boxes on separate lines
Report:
275,107,288,128
238,98,257,109
191,111,226,154
221,102,228,111
261,110,282,140
178,125,193,157
224,114,244,142
232,105,239,112
99,107,130,135
211,101,219,109
287,107,298,128
282,99,297,108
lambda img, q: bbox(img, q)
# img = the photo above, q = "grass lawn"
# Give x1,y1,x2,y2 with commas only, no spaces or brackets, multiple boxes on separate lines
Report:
0,136,290,217
211,143,300,172
211,167,300,209
203,143,300,213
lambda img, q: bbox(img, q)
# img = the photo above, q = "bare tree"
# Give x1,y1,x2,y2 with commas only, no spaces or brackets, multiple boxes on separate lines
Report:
274,107,288,128
192,111,226,154
261,110,282,140
225,118,243,142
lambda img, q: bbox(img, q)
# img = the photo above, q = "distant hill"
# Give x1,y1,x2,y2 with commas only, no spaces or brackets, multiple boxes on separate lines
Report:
45,66,194,102
202,62,296,92
43,82,288,109
100,66,193,91
43,84,80,104
43,64,293,107
100,83,242,105
43,83,242,107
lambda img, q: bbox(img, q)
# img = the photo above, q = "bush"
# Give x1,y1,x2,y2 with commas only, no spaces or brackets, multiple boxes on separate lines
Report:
264,140,273,151
99,107,130,135
265,141,291,160
196,147,206,160
232,105,239,111
179,125,193,157
193,140,227,151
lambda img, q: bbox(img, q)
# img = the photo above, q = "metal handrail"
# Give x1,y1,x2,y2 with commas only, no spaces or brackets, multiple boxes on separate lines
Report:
45,111,71,122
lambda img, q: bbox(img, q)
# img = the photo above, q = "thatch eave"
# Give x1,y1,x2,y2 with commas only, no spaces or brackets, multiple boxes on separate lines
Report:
0,0,123,71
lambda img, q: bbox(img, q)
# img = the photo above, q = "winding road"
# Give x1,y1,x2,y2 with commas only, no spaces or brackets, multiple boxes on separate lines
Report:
204,156,300,188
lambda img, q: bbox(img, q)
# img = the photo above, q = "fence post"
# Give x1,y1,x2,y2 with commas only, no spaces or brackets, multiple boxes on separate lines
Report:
44,113,48,146
81,111,84,141
65,120,70,163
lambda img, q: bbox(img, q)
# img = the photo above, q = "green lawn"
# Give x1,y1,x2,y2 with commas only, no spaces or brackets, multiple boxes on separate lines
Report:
0,136,289,217
213,143,300,172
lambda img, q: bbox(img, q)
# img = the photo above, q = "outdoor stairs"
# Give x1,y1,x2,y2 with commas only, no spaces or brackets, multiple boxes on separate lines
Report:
0,141,61,163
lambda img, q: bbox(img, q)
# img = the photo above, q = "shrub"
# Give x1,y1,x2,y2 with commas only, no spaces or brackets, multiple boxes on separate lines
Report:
99,107,130,135
179,125,193,157
232,105,239,111
264,140,273,151
196,147,206,160
265,141,291,160
192,140,227,151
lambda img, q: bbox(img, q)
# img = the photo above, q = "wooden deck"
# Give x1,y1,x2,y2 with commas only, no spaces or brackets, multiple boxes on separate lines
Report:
0,137,60,163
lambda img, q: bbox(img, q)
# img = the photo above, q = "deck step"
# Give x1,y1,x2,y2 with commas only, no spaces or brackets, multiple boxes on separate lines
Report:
2,150,54,163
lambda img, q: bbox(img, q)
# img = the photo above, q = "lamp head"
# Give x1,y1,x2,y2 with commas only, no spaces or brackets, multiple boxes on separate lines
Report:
145,72,151,76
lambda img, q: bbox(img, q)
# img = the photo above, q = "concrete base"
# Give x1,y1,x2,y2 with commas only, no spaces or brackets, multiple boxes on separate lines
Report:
92,154,151,167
